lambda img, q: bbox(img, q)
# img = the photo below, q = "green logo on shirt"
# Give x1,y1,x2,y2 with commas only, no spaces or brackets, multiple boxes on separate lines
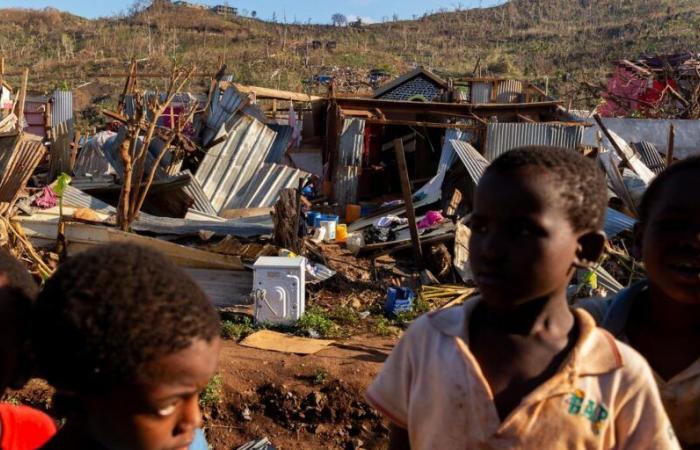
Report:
567,389,609,435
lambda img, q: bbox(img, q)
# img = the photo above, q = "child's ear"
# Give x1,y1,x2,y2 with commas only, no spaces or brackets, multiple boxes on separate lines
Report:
575,231,606,268
632,222,644,260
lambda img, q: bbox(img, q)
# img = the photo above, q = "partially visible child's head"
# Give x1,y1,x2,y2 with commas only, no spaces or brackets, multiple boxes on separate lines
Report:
636,156,700,304
33,244,221,450
470,146,607,307
0,249,38,394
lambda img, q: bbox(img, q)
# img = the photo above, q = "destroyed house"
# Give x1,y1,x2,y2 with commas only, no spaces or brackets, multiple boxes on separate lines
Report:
373,68,448,102
327,76,577,213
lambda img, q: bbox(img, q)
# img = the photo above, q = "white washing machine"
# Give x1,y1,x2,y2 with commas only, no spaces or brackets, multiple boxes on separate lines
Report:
253,256,306,325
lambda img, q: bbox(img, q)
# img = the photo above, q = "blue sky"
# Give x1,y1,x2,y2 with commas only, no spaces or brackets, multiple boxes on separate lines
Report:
0,0,505,23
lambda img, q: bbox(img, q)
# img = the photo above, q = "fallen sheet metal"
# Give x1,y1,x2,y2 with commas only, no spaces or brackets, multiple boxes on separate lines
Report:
0,133,46,215
413,128,473,204
226,163,310,209
240,330,334,355
604,207,635,238
484,123,583,161
203,85,267,145
267,124,294,163
452,140,489,184
196,114,279,213
184,268,253,308
631,141,666,175
17,219,245,270
598,151,638,215
601,129,655,184
74,131,118,177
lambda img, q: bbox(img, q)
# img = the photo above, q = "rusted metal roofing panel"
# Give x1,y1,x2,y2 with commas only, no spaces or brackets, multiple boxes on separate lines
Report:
0,134,46,214
631,141,666,175
52,90,73,127
228,163,310,209
495,80,524,103
195,114,278,213
471,82,492,103
484,123,583,161
452,140,489,184
334,118,365,206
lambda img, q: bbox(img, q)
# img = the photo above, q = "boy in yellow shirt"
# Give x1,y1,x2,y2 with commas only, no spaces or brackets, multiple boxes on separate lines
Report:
367,146,679,449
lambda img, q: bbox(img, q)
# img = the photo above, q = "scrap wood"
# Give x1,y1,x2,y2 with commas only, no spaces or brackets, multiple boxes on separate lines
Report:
240,330,334,355
2,218,53,280
420,285,476,309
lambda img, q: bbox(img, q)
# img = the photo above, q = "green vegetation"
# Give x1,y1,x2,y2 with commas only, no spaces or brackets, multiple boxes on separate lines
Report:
199,374,222,408
297,306,339,338
221,316,256,341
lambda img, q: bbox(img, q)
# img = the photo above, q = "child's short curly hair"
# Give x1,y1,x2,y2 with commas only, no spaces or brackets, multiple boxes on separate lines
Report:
484,146,608,233
32,244,220,392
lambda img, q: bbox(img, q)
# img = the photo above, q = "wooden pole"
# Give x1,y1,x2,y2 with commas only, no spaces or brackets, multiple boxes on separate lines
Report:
293,178,304,254
394,138,424,266
666,124,675,167
15,68,28,132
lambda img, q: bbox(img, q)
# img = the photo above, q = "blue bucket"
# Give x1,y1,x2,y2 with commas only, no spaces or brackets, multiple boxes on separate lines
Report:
313,214,339,229
307,211,321,227
385,287,415,316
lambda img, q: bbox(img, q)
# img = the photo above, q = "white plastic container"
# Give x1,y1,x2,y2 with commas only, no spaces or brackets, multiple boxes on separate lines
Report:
253,256,306,325
320,220,336,241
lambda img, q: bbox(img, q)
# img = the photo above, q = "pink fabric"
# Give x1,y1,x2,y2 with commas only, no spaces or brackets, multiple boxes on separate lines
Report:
417,211,444,230
33,186,58,209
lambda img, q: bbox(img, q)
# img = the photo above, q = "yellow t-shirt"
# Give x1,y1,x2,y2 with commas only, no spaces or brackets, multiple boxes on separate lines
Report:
367,297,680,450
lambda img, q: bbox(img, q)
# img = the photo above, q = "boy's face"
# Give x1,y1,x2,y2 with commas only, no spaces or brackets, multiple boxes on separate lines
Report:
638,171,700,304
470,169,596,307
86,337,221,450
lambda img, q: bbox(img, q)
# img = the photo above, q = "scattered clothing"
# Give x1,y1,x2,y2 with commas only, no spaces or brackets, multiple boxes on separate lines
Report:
577,280,700,447
374,216,408,228
366,298,680,450
33,187,58,209
417,210,444,230
0,404,56,450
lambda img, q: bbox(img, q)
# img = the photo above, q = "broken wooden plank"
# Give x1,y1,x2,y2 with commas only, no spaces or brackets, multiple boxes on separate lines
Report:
15,219,244,270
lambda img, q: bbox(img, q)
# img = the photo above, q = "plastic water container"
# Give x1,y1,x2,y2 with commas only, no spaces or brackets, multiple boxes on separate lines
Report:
306,211,321,227
320,220,336,241
336,224,348,243
313,214,339,229
385,287,415,317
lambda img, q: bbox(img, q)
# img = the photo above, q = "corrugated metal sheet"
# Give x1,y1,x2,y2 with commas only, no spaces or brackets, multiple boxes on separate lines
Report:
54,185,272,237
604,207,635,239
334,166,360,207
74,131,118,177
414,128,473,202
452,140,489,184
601,129,655,184
632,141,666,175
195,114,278,213
227,163,310,209
49,119,74,180
471,82,492,103
52,90,73,127
495,80,524,103
0,134,46,213
334,118,365,206
176,170,217,215
203,86,266,145
267,124,294,163
337,119,364,166
484,123,583,161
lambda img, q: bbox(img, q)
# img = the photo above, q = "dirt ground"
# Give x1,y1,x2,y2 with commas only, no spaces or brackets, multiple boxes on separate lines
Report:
206,335,396,449
9,334,398,450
